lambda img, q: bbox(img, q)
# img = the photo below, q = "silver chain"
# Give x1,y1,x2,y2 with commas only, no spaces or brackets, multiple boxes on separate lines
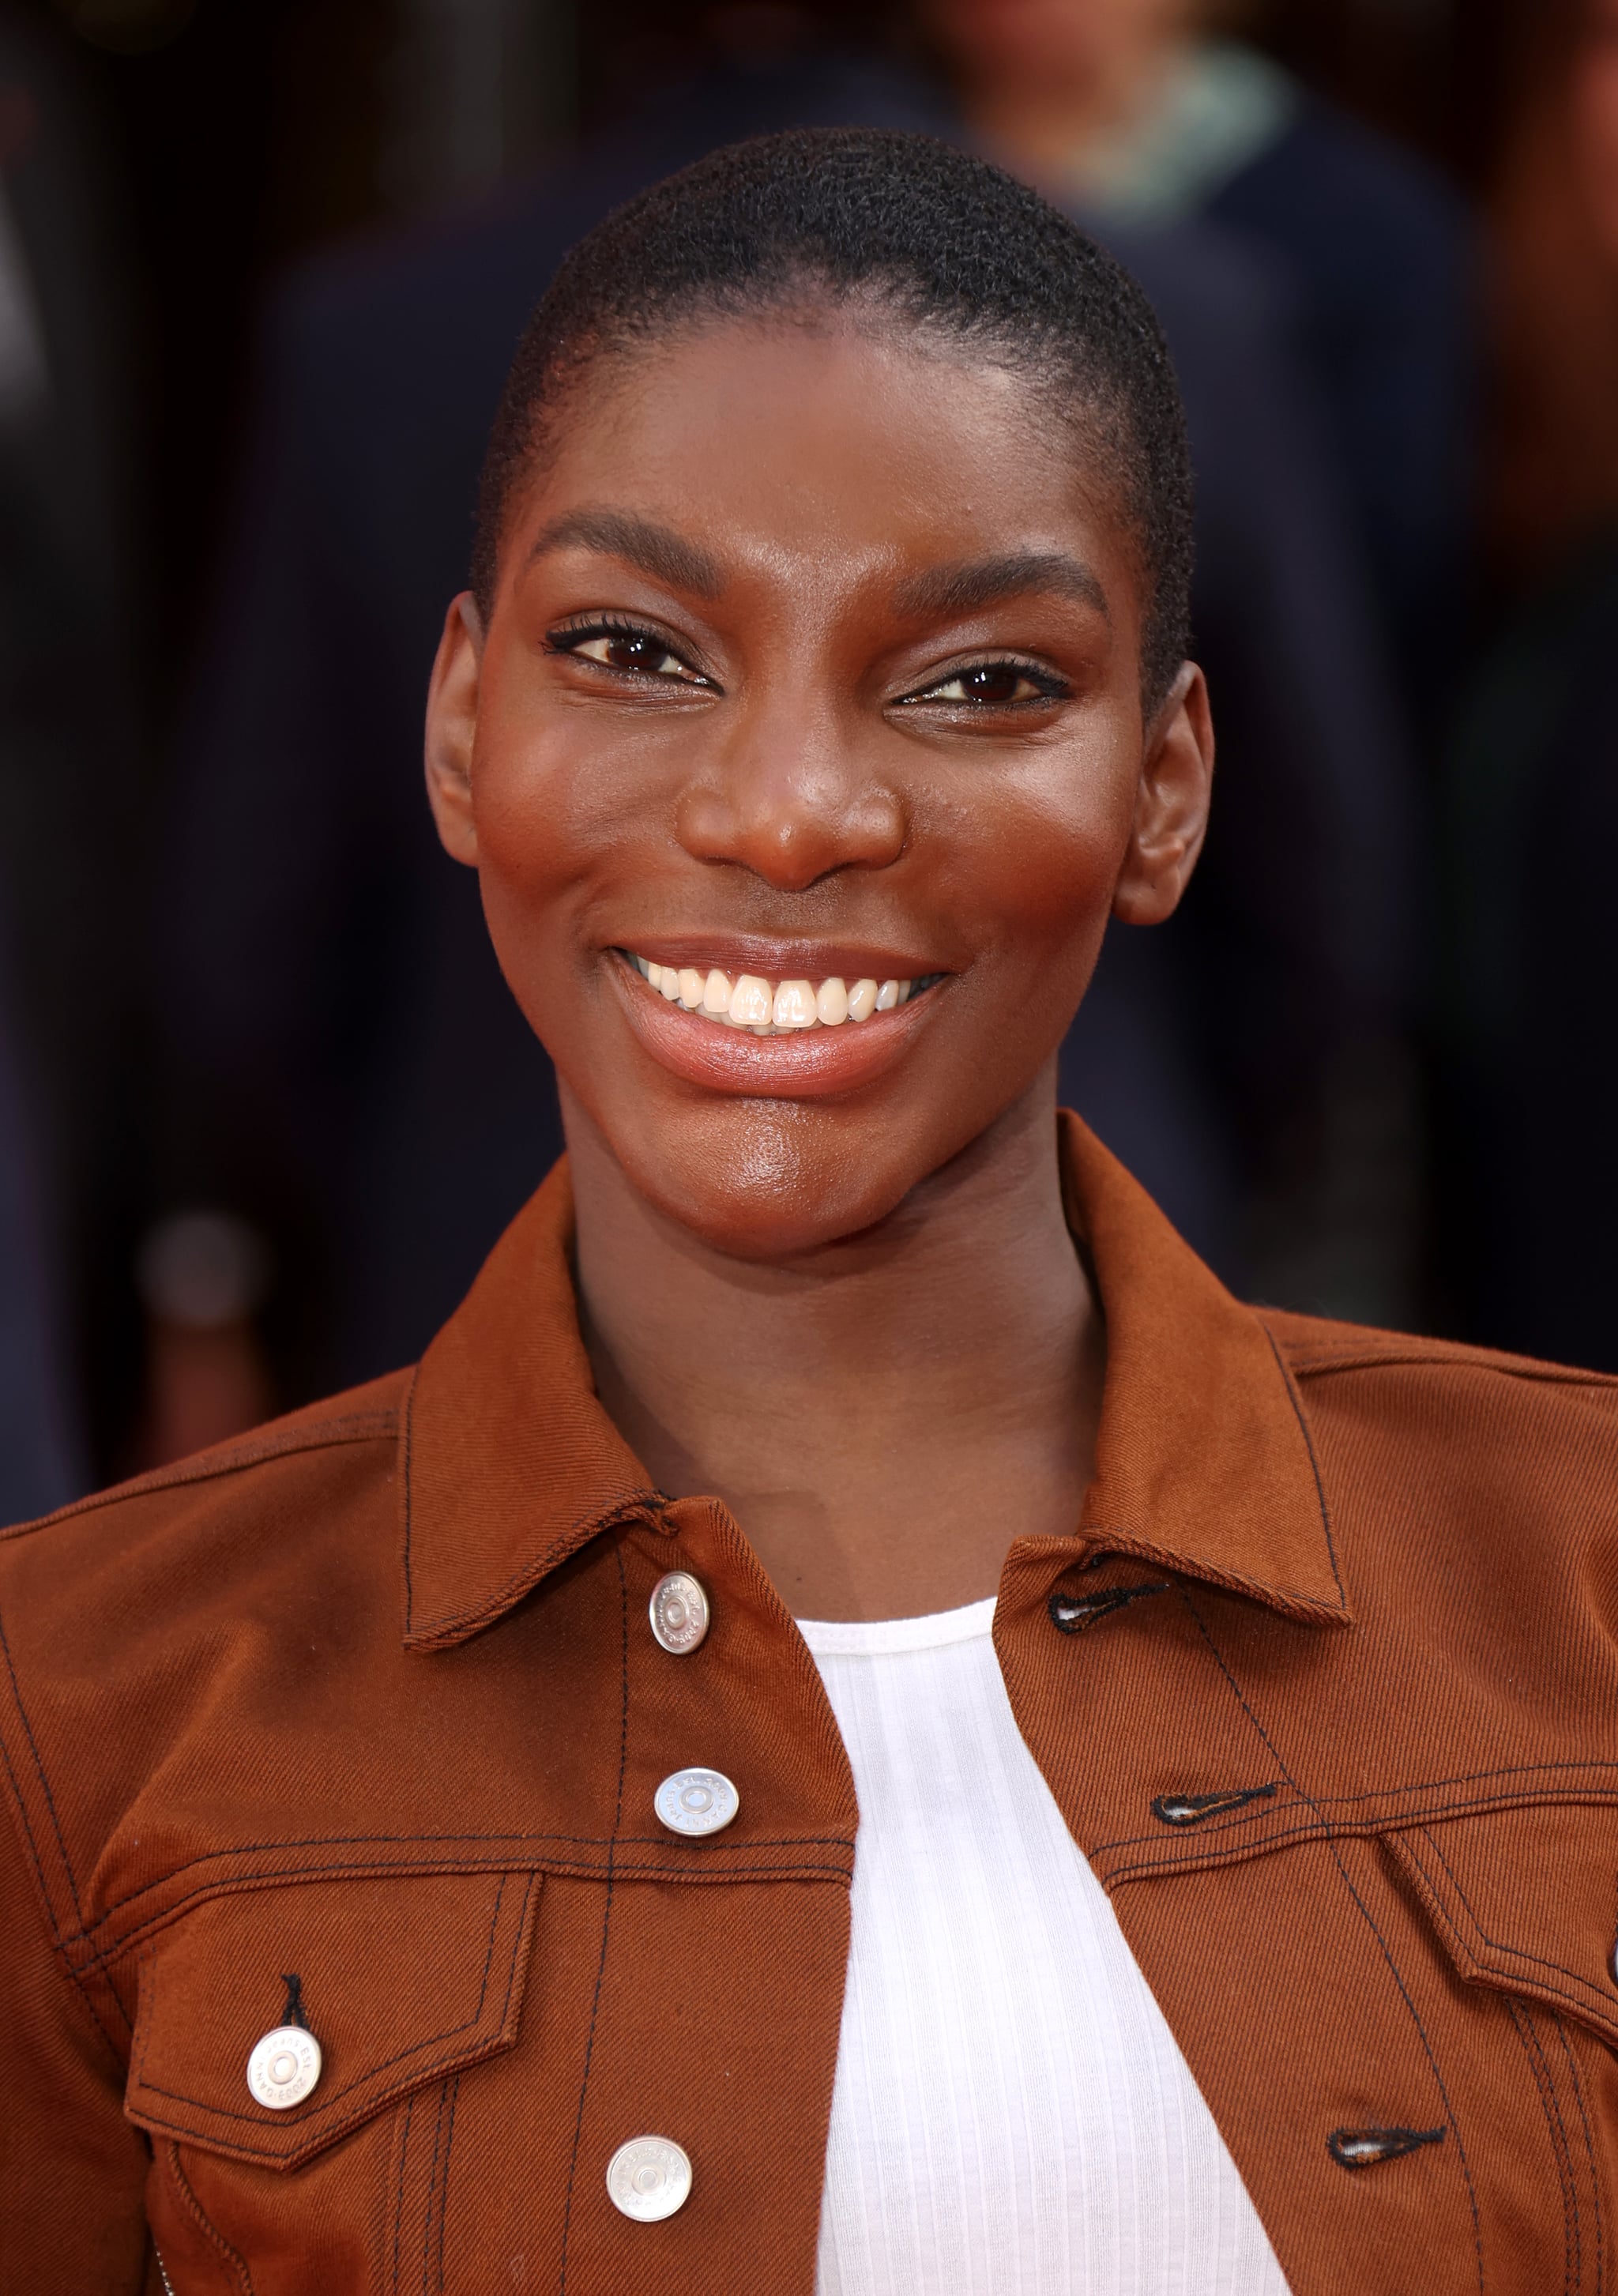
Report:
153,2249,177,2296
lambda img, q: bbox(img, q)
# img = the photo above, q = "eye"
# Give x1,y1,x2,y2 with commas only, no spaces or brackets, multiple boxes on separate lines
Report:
547,619,711,686
903,660,1067,708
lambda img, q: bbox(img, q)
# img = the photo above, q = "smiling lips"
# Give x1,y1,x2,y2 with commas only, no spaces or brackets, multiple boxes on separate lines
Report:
627,953,932,1036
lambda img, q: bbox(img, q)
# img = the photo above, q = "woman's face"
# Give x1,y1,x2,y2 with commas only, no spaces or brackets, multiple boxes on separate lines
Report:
427,314,1211,1259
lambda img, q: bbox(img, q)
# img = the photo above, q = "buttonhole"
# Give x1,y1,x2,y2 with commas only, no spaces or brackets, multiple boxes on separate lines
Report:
1150,1783,1278,1827
1327,2125,1445,2171
1048,1582,1171,1635
280,1972,309,2031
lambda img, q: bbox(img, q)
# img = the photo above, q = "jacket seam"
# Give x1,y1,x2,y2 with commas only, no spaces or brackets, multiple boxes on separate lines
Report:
1281,1350,1618,1391
1505,2000,1578,2296
427,2072,461,2294
1100,1784,1618,1886
0,1716,133,2065
166,2140,256,2295
1094,1761,1618,1858
67,1833,855,1958
389,2091,416,2296
1177,1586,1484,2296
1556,2018,1605,2296
559,1541,629,2291
417,2075,453,2296
1413,1825,1618,2019
0,1411,398,1543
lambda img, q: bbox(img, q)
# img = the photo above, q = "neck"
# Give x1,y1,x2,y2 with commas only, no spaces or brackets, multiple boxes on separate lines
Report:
963,20,1190,187
566,1075,1104,1621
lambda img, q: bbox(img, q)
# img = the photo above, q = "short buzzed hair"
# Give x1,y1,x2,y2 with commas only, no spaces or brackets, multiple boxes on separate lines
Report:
472,128,1195,707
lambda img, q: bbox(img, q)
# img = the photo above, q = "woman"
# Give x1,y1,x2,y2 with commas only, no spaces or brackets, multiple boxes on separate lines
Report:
2,130,1613,2295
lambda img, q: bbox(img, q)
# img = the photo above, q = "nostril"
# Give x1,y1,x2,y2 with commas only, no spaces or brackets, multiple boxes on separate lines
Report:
1327,2125,1446,2171
1048,1582,1170,1635
1150,1784,1278,1826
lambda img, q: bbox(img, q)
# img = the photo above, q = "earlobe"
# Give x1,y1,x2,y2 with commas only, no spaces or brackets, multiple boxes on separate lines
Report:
424,593,485,868
1112,662,1214,928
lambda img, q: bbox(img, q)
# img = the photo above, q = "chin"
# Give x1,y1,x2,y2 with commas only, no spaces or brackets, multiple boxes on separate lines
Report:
616,1102,929,1263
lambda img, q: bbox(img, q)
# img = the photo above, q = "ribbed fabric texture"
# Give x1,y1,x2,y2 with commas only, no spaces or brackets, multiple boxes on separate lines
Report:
802,1598,1292,2296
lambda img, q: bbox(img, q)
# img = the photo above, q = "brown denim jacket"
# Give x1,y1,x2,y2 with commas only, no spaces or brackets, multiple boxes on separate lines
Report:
3,1116,1617,2294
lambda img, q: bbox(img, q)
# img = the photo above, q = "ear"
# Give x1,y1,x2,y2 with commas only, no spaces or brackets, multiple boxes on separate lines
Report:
424,593,485,868
1112,661,1214,927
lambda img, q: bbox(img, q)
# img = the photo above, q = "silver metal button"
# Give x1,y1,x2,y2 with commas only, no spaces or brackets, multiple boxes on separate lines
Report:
607,2134,694,2221
654,1766,739,1838
649,1571,710,1656
246,2023,322,2110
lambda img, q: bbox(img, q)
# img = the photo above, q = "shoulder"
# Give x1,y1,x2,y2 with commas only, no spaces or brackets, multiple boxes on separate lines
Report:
1261,1310,1618,1520
0,1369,409,1645
1264,1307,1618,1398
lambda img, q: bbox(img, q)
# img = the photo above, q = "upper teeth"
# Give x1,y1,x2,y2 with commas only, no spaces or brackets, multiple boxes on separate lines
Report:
629,955,915,1032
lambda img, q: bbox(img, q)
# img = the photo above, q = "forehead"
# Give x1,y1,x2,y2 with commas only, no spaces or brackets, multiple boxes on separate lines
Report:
517,314,1137,598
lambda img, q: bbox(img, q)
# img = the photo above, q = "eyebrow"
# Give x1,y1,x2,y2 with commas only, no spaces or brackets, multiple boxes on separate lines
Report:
527,509,724,599
892,551,1110,622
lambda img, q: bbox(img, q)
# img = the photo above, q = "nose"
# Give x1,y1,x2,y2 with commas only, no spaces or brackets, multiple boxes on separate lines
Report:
675,700,907,890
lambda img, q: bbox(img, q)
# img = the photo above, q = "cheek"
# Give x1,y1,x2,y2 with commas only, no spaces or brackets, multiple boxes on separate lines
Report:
931,738,1140,992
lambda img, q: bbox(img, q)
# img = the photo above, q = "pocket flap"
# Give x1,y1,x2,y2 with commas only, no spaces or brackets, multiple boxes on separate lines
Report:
1387,1805,1618,2047
124,1869,539,2169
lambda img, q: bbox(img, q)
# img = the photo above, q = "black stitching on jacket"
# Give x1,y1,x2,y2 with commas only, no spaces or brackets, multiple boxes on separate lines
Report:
0,1411,396,1545
1556,2017,1605,2296
74,1854,853,1991
167,2139,255,2294
389,2091,416,2296
1095,1757,1618,1860
1505,2000,1578,2296
1177,1587,1484,2296
1097,1781,1618,1887
0,1600,85,1917
559,1540,630,2290
1418,1823,1611,2004
67,1833,855,1976
0,1692,131,2057
430,2073,461,2294
418,2077,452,2296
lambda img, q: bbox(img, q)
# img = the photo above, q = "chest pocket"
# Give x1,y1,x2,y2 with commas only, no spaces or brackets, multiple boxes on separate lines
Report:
1386,1803,1618,2049
122,1866,540,2294
124,1869,539,2171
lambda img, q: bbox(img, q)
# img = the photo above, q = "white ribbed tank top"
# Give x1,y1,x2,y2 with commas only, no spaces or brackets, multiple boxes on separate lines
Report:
799,1596,1291,2296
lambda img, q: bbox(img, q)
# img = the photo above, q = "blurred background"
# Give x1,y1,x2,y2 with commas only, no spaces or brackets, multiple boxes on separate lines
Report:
2,0,1616,1515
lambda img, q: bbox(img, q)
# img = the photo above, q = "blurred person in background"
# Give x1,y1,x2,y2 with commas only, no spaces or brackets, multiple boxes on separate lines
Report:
145,1,1418,1460
0,5,143,1475
0,926,83,1523
1440,0,1618,1371
921,0,1476,728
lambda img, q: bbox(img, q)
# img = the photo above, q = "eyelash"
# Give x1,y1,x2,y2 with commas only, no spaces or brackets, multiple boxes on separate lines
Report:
901,658,1071,708
545,615,1067,709
544,615,710,682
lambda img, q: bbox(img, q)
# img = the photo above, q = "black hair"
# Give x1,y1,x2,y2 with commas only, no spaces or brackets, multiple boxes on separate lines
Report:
472,128,1195,708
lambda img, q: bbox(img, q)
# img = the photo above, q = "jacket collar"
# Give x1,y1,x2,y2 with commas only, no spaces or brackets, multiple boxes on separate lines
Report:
400,1113,1349,1651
